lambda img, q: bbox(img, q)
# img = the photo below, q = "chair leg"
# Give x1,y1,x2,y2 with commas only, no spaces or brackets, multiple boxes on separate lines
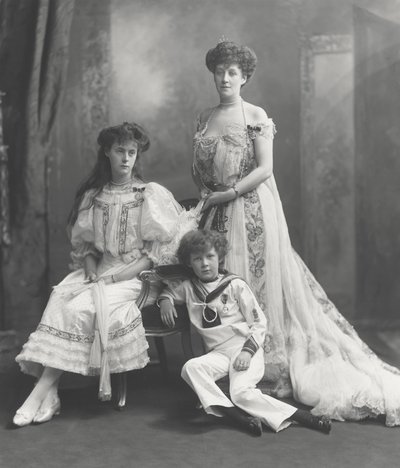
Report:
181,329,194,360
154,337,168,375
116,372,127,411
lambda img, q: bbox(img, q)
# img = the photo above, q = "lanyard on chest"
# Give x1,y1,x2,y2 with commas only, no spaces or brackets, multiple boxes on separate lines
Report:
191,274,238,328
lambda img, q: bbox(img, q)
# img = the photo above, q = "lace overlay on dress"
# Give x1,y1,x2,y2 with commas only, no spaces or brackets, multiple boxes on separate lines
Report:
193,109,400,426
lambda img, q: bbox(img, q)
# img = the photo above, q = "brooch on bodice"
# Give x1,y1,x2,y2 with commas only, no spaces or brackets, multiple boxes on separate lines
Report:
132,186,145,200
247,125,261,140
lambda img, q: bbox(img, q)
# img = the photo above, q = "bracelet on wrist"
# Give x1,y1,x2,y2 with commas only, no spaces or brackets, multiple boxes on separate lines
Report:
232,183,240,199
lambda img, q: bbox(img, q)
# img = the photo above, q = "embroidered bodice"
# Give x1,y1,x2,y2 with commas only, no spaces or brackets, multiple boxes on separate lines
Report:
193,116,276,193
70,181,182,267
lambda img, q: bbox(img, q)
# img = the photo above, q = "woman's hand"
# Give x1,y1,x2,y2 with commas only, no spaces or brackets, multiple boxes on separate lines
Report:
93,257,152,285
84,254,98,282
160,299,178,328
85,271,97,282
201,189,235,212
92,275,114,285
233,351,252,371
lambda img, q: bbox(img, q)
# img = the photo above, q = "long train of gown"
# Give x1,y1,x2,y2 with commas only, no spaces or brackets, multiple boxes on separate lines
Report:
193,118,400,426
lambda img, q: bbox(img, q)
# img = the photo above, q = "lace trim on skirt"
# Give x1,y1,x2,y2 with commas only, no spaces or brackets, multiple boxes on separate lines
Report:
16,321,149,378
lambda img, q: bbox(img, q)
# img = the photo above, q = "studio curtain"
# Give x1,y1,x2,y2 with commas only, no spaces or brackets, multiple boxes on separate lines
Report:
0,0,75,330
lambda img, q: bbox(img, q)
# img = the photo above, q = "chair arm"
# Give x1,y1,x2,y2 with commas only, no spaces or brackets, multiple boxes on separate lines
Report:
138,269,161,283
136,265,192,309
135,273,151,309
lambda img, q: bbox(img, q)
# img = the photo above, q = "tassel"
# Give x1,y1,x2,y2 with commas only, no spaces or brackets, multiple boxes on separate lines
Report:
88,329,102,370
98,351,112,401
91,280,112,401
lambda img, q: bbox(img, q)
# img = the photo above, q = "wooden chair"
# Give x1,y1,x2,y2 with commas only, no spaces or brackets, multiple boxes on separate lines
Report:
115,265,194,409
115,198,198,409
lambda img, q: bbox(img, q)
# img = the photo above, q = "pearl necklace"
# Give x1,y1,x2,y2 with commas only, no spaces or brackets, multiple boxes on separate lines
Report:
110,179,132,186
218,97,242,108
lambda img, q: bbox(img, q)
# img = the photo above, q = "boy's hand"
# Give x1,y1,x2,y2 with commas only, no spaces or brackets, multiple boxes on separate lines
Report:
160,299,178,328
233,351,252,371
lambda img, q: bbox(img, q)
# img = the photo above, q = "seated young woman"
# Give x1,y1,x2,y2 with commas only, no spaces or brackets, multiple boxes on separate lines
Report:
13,122,198,427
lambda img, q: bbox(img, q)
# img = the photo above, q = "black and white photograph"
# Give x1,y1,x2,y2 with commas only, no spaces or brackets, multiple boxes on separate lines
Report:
1,1,400,467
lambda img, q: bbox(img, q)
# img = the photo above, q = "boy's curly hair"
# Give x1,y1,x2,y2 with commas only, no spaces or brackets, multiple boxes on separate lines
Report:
177,230,229,266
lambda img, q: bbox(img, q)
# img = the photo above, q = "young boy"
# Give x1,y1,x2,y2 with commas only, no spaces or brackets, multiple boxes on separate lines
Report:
158,229,331,436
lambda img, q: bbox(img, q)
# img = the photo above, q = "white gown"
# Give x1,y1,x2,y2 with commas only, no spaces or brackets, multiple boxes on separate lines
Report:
193,117,400,426
16,181,198,391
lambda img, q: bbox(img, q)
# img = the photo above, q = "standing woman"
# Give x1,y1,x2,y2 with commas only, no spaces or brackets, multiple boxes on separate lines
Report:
13,122,196,427
193,40,400,425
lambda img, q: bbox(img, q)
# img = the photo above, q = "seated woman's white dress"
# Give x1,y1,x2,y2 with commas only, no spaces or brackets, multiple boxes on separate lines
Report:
16,181,197,389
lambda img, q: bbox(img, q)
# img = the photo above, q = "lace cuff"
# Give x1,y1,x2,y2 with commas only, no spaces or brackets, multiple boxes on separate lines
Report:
69,243,101,271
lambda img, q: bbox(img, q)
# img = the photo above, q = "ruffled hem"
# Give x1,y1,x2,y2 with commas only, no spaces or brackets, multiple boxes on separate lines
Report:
311,393,400,427
311,399,377,423
284,338,400,426
352,389,400,427
16,327,149,378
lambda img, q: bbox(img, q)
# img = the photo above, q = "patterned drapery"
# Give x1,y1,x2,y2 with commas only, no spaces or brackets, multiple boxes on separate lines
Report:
0,0,75,220
0,0,75,330
0,92,10,247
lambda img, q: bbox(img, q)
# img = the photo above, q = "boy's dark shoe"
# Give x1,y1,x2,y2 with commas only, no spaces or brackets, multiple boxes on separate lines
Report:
291,409,331,434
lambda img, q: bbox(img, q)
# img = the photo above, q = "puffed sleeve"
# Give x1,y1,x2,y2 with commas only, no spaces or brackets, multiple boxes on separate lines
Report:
141,182,201,266
69,190,101,270
141,182,183,241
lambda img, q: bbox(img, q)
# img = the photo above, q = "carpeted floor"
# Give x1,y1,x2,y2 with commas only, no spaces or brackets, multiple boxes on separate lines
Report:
1,335,400,468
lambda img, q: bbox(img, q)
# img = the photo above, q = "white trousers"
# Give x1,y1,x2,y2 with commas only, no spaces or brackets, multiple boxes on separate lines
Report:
181,340,297,432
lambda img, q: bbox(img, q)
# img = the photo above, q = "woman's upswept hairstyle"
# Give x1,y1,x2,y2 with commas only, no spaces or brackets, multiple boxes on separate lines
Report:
96,122,150,154
205,40,257,83
177,229,229,266
67,122,150,228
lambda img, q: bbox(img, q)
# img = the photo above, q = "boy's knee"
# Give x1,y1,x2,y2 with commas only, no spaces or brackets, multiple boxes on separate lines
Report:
230,386,253,407
181,356,211,380
181,358,199,379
